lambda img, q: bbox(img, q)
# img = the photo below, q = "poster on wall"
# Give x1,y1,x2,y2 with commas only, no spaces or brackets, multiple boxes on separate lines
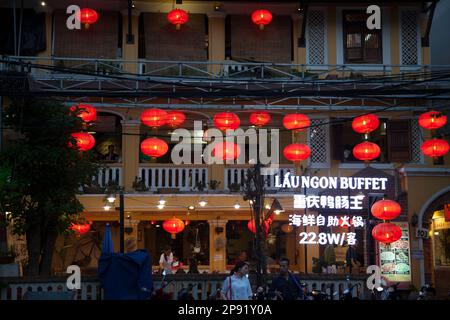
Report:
378,222,411,283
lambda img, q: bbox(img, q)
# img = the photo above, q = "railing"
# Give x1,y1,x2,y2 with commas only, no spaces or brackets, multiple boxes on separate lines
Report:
0,274,368,300
138,165,208,192
94,166,123,188
224,166,295,191
2,56,449,81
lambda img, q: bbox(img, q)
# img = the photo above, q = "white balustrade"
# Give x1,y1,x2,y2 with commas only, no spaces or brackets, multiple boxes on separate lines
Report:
139,166,208,192
94,166,123,188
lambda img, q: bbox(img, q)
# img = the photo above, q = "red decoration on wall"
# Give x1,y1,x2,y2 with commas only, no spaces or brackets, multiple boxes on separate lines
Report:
70,104,97,123
282,114,310,132
70,221,92,236
69,132,95,151
283,143,311,162
247,219,270,234
212,142,241,160
249,111,271,127
141,138,169,158
372,222,402,244
163,217,185,239
421,139,450,158
213,112,240,131
251,9,273,30
352,141,380,161
141,108,168,128
167,9,189,30
419,111,447,130
371,199,402,221
352,114,380,134
166,111,186,128
79,8,99,29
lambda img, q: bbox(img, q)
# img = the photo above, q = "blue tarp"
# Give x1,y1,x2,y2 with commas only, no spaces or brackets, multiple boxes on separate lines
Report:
98,249,153,300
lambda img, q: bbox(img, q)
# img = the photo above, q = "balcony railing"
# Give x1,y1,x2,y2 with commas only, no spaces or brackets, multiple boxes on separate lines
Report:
0,274,368,300
95,166,123,188
138,164,208,192
224,166,296,191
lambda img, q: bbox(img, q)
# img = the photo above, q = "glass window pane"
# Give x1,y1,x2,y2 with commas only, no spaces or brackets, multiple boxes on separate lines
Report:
346,33,362,48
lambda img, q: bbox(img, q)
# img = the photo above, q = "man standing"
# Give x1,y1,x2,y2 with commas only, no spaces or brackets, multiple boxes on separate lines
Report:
268,258,304,300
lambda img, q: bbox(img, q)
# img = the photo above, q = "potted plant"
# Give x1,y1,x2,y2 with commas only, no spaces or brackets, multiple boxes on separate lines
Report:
228,182,241,192
208,180,221,191
132,176,149,192
194,181,206,192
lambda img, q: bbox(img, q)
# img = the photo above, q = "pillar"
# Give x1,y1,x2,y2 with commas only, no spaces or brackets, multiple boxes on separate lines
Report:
124,219,140,253
390,5,400,74
207,12,226,74
208,219,228,273
121,10,140,74
121,120,140,192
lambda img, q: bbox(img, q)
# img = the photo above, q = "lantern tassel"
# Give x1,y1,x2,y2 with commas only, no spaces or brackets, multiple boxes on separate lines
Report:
171,233,176,239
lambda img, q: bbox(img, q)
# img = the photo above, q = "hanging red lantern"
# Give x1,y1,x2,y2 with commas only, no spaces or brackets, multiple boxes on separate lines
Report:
283,143,311,162
212,142,241,160
353,141,380,161
421,139,450,158
352,114,380,134
249,111,271,127
419,111,447,130
213,112,240,131
141,138,169,158
372,223,402,244
247,219,270,234
78,8,99,29
282,114,310,132
371,199,401,221
70,104,97,123
141,108,168,128
163,217,185,239
165,111,186,128
251,9,273,30
69,132,95,151
70,221,92,236
167,9,189,30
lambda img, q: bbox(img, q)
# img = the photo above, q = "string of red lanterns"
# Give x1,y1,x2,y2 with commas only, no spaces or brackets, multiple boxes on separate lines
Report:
167,8,189,30
370,199,402,244
79,8,99,29
351,113,381,162
419,110,449,158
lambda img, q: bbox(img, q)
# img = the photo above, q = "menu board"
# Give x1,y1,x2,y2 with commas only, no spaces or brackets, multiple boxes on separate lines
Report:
379,222,411,283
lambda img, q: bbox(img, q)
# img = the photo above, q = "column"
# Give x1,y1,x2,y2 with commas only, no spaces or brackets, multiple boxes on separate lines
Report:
207,12,226,75
121,10,140,74
121,120,141,192
208,220,228,273
390,5,401,74
124,219,140,253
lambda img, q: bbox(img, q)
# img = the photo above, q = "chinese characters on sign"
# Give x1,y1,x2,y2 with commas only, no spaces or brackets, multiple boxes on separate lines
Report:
293,195,365,210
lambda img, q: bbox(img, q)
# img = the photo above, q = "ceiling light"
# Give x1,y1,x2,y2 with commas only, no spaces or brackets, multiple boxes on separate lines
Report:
41,2,46,6
157,204,165,210
275,210,281,215
107,195,116,203
265,204,271,210
199,199,207,207
234,202,240,210
159,197,166,205
188,205,195,210
103,205,111,211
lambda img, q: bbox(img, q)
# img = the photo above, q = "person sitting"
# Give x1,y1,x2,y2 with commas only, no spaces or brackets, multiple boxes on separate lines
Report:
103,144,120,162
268,258,304,300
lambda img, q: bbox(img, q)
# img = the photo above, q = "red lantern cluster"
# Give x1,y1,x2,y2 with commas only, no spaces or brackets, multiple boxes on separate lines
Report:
70,104,97,123
213,112,240,131
166,111,186,128
212,142,241,161
371,199,401,221
353,141,380,161
283,113,310,132
69,132,95,151
251,9,273,30
283,143,311,162
249,111,271,127
167,9,189,30
141,138,169,158
70,221,92,236
247,219,270,234
372,223,402,244
79,8,99,29
419,111,447,130
163,217,185,239
141,108,168,128
352,114,380,134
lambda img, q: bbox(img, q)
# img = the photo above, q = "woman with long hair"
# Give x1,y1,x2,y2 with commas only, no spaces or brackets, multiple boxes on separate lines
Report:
220,261,253,300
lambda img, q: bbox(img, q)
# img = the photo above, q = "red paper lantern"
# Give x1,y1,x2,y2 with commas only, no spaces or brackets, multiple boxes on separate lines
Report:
213,112,240,131
69,132,95,151
212,142,241,160
371,199,401,221
352,114,380,134
163,217,185,239
247,219,270,234
166,111,186,128
372,223,402,244
419,111,447,130
251,9,273,30
79,8,98,29
283,143,311,162
353,141,380,161
141,108,168,128
249,111,271,127
70,221,92,236
282,114,310,132
167,9,189,30
70,104,97,123
421,139,450,158
141,138,169,158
